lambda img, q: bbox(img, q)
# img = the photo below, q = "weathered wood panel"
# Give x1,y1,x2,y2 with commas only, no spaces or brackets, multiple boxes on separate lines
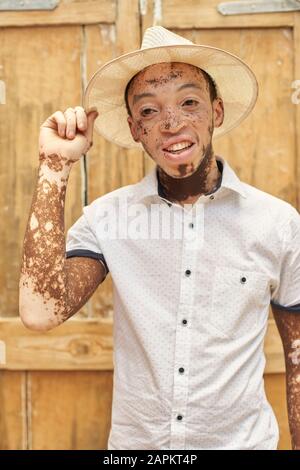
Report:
0,0,116,27
265,373,291,450
0,318,113,371
29,370,113,449
0,26,84,317
141,0,295,30
0,371,25,449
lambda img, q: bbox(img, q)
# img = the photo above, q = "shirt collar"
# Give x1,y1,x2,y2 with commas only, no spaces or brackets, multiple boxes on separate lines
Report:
132,155,247,203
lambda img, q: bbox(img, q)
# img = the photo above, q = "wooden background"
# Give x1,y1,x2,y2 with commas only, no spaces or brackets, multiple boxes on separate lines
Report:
0,0,299,450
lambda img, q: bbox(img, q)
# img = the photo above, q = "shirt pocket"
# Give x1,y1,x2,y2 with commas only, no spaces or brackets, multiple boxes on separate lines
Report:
210,266,270,339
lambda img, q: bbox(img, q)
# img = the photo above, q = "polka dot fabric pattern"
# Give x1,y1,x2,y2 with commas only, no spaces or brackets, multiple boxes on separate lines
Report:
65,155,300,450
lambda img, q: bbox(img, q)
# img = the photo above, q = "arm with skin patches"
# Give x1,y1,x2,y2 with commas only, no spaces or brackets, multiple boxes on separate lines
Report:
272,306,300,450
19,158,106,331
19,106,104,331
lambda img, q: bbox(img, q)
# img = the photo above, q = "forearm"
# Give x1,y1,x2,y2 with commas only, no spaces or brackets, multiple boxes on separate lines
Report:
19,153,73,330
19,106,99,330
272,308,300,450
286,364,300,450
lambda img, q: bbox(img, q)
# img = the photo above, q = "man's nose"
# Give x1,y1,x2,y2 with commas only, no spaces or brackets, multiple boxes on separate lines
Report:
159,109,187,133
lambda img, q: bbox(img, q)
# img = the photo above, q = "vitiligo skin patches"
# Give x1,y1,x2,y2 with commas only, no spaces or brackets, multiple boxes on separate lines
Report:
19,152,104,330
273,311,300,450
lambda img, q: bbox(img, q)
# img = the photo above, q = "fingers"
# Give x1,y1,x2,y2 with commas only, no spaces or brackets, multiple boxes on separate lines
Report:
74,106,87,131
42,106,98,143
61,106,96,140
42,110,66,137
54,111,67,137
65,107,76,139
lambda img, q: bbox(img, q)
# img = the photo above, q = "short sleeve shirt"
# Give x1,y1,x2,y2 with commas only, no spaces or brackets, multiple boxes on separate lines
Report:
65,155,300,450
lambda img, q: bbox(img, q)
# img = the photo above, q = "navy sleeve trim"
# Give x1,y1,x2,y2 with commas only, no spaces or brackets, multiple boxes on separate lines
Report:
270,300,300,312
65,249,109,275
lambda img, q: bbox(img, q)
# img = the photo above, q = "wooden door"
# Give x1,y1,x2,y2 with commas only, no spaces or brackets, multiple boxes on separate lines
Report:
0,0,298,450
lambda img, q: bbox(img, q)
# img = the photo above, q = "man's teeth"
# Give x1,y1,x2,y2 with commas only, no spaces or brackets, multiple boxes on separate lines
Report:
165,141,193,153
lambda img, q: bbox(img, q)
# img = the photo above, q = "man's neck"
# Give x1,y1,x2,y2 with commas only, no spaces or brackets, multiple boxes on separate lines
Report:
157,148,222,206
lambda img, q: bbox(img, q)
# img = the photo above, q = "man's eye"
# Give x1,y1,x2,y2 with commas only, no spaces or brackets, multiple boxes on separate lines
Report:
141,108,155,116
183,99,198,106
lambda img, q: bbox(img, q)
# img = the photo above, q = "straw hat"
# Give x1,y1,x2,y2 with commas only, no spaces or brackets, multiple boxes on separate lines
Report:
84,26,258,149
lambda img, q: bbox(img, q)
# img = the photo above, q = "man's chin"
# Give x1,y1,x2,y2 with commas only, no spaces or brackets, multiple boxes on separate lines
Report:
158,160,198,178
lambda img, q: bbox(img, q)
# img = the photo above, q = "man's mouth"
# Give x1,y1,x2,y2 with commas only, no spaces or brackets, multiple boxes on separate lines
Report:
162,141,196,164
163,141,194,154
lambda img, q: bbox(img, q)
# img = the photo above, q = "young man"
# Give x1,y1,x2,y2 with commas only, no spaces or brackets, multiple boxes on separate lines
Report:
19,26,300,450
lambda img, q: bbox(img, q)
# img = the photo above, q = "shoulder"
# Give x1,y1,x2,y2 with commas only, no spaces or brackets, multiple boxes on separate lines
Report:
241,182,298,226
88,181,139,207
81,180,142,224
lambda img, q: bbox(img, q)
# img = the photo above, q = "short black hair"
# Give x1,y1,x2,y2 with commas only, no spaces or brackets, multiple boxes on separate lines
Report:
124,66,218,117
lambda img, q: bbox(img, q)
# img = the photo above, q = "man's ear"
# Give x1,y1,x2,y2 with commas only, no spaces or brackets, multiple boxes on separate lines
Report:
127,116,140,143
212,98,224,128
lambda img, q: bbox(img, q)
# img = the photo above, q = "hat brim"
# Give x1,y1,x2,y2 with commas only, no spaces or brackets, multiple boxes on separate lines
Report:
84,44,258,149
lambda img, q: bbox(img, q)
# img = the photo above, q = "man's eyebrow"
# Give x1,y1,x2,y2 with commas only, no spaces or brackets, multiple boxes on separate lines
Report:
132,83,203,106
132,92,155,105
177,82,203,92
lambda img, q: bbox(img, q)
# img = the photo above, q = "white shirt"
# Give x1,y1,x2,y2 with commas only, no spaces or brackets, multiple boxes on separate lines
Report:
66,155,300,450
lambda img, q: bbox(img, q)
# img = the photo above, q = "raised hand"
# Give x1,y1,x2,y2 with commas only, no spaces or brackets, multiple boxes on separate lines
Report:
39,106,99,163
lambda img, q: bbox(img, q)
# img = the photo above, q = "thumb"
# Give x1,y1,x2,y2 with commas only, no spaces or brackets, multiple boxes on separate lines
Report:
85,109,99,143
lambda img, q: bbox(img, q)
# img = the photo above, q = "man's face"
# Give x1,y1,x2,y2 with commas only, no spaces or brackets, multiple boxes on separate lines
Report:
127,62,224,178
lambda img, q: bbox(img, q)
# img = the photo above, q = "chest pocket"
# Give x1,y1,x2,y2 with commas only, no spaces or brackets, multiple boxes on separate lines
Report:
210,266,270,339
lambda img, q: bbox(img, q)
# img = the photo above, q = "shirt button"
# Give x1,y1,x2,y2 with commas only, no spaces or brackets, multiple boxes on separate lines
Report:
188,222,194,229
177,415,183,421
179,367,185,374
240,276,247,284
182,319,187,325
185,269,191,276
